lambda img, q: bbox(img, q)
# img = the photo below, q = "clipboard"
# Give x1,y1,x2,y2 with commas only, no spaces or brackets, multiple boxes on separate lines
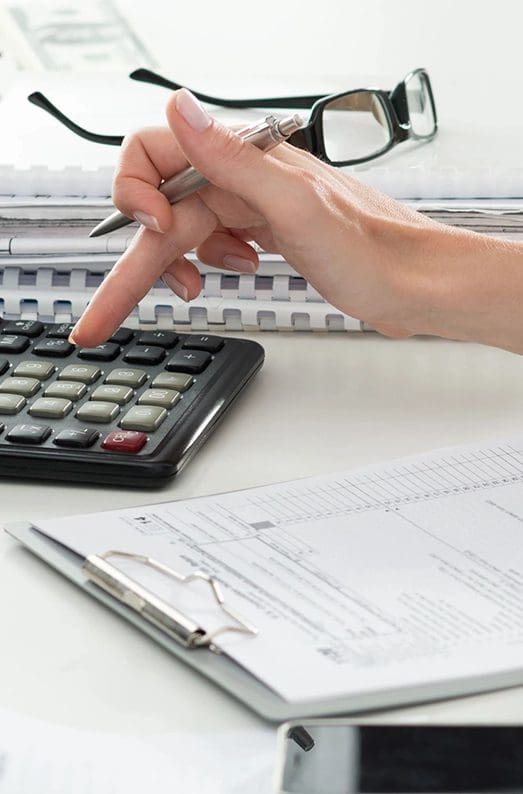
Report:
8,519,523,722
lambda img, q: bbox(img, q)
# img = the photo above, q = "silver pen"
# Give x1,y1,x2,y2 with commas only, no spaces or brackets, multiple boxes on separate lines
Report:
89,113,304,238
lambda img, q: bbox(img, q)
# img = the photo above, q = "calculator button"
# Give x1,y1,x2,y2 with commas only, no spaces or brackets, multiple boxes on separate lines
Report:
46,323,75,339
2,320,44,337
59,364,101,384
165,350,212,374
182,334,224,353
123,345,166,365
109,327,134,346
54,428,99,449
138,388,181,409
0,393,26,414
102,430,147,454
44,381,87,401
29,397,73,419
137,331,178,348
77,343,120,362
32,338,75,357
105,368,147,388
6,423,51,444
91,385,133,405
76,401,120,423
0,335,30,354
13,360,56,380
152,372,193,392
0,359,8,376
119,405,167,432
0,377,40,397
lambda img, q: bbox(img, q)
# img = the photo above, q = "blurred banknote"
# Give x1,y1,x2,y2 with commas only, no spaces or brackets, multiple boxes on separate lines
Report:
0,0,156,70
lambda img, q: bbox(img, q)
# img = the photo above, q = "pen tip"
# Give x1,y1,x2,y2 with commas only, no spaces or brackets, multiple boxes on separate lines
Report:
89,227,101,238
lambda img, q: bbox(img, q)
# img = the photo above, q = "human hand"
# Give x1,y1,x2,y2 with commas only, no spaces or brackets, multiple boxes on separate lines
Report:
69,88,494,348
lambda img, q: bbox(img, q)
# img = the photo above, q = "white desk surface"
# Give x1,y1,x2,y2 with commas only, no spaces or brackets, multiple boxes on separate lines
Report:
2,331,523,746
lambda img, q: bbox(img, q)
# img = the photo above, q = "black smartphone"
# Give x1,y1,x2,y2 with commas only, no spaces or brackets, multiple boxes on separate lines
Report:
276,722,523,794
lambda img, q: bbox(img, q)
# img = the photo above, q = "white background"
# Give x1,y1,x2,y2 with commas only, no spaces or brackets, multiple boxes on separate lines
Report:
3,2,523,791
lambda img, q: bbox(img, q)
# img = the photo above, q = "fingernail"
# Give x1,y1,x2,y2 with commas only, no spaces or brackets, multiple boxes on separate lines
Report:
68,329,78,344
133,211,162,232
222,255,258,273
162,273,190,302
175,88,211,132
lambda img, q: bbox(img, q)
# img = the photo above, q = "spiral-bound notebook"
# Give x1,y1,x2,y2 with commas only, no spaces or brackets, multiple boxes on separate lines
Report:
3,73,523,199
3,74,523,333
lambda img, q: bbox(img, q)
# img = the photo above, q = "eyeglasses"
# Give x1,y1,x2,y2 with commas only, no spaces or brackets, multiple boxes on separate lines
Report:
28,67,437,167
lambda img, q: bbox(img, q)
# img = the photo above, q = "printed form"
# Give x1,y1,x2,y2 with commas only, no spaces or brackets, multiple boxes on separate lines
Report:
35,439,523,704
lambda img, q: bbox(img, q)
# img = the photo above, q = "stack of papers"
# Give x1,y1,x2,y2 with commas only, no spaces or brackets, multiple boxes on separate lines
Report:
1,73,522,332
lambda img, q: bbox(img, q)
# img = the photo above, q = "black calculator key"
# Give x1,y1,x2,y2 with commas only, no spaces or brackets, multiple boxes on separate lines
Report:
2,320,44,338
6,423,51,444
33,339,75,357
109,327,135,346
0,335,30,354
166,350,212,374
77,343,120,362
54,428,100,449
46,323,75,339
137,331,178,348
123,345,166,365
182,334,224,353
0,359,8,376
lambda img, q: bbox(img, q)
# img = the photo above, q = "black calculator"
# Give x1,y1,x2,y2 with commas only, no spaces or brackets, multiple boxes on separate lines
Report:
0,319,264,486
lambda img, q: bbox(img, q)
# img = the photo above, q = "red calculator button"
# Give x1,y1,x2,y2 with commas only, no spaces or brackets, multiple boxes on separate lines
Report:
102,430,147,453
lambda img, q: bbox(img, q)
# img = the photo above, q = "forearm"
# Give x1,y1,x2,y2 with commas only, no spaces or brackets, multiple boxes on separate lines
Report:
375,217,523,353
412,225,523,353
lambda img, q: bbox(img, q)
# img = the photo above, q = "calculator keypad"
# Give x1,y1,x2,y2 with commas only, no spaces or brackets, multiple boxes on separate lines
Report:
0,319,264,484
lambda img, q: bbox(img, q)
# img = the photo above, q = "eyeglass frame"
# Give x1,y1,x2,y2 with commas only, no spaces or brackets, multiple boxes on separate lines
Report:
129,66,438,167
27,67,437,168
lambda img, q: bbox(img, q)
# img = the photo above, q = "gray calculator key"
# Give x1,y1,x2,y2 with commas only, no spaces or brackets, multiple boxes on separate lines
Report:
0,393,26,414
91,385,133,405
59,364,101,384
138,388,180,409
29,397,72,419
76,401,120,423
152,372,193,392
0,377,40,397
13,360,56,380
105,368,147,388
44,381,87,401
119,405,167,432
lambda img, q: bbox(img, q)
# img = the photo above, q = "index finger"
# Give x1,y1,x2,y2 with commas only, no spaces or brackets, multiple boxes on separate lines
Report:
112,125,190,233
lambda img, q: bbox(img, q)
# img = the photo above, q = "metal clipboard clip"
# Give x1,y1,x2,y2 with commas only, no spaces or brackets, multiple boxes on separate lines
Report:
82,550,258,651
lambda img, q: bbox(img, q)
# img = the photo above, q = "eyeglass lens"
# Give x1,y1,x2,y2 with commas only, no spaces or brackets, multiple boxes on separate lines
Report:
405,71,435,137
321,92,392,164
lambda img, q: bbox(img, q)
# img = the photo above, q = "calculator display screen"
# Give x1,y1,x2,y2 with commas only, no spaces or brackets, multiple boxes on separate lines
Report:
279,725,523,793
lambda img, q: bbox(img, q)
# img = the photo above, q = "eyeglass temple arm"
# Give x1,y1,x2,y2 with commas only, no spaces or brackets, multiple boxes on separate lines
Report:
129,68,323,109
27,92,124,146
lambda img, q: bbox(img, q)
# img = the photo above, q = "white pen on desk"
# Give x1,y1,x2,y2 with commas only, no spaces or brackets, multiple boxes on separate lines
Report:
89,114,304,238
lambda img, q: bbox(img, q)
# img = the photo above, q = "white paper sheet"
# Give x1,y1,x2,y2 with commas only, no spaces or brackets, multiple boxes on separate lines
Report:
34,438,523,704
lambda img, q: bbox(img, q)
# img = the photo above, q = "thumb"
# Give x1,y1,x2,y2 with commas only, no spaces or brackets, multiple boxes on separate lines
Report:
165,88,293,215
